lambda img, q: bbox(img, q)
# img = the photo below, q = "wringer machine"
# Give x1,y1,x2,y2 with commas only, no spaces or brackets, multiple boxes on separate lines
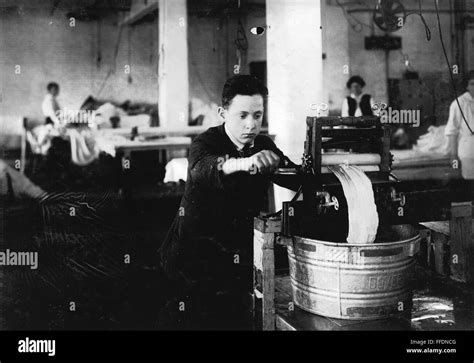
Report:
252,115,473,330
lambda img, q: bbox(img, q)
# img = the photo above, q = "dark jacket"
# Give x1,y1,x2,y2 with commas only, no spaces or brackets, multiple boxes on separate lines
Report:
347,94,373,116
159,124,298,288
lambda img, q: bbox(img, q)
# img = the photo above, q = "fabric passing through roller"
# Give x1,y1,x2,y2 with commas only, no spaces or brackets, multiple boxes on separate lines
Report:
328,165,379,244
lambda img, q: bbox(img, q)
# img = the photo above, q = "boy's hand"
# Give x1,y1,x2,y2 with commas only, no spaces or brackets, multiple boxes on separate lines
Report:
249,150,280,174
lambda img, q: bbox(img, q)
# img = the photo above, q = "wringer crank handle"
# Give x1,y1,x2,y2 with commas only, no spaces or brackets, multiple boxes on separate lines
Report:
326,196,340,210
316,191,339,211
390,186,406,206
274,170,340,211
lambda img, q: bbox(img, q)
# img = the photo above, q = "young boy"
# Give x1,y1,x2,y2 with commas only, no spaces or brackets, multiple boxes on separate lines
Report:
159,75,298,329
41,82,61,126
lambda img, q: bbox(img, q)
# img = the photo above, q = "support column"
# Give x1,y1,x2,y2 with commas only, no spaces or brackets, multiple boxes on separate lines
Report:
158,0,189,128
266,0,324,209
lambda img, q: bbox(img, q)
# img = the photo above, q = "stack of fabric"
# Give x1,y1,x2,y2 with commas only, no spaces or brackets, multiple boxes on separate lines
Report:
67,128,100,166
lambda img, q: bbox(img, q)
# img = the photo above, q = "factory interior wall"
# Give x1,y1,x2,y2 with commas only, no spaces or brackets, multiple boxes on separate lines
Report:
187,8,266,107
323,0,459,116
1,0,468,147
0,1,158,148
0,1,266,147
187,15,237,107
321,1,350,114
186,0,468,120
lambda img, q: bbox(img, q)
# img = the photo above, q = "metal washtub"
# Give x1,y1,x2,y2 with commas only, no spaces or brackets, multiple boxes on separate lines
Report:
287,225,420,320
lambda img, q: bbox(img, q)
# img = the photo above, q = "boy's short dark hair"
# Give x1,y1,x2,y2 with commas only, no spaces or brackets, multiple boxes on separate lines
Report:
464,70,474,88
47,82,59,92
222,75,268,108
346,75,366,89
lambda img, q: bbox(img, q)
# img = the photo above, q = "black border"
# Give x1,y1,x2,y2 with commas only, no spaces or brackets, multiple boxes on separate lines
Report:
0,330,473,361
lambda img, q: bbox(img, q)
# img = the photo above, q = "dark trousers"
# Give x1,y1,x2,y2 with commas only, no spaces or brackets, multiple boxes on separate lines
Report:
157,264,254,330
159,230,254,329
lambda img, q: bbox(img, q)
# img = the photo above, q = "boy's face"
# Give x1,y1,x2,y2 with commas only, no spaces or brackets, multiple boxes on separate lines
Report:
50,87,59,97
219,94,264,145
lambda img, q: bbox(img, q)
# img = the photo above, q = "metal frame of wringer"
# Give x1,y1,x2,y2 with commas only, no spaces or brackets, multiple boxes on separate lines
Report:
252,115,473,331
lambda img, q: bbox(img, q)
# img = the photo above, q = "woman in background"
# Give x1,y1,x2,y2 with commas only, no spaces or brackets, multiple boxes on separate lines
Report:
445,71,474,179
341,75,374,117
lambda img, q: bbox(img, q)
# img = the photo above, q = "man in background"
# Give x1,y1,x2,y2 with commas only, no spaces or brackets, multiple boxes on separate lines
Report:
27,82,63,156
42,82,61,126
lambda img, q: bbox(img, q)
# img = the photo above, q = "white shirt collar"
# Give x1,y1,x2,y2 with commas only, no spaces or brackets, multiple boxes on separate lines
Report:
350,93,364,100
224,122,254,151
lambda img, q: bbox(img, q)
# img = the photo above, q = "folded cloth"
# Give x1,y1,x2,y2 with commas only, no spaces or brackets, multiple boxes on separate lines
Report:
328,164,378,244
0,159,46,199
67,128,100,166
391,126,451,167
164,158,188,183
413,125,449,155
94,102,126,129
27,124,60,155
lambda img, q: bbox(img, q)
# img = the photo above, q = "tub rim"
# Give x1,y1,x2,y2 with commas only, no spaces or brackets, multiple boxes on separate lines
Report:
289,232,420,249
